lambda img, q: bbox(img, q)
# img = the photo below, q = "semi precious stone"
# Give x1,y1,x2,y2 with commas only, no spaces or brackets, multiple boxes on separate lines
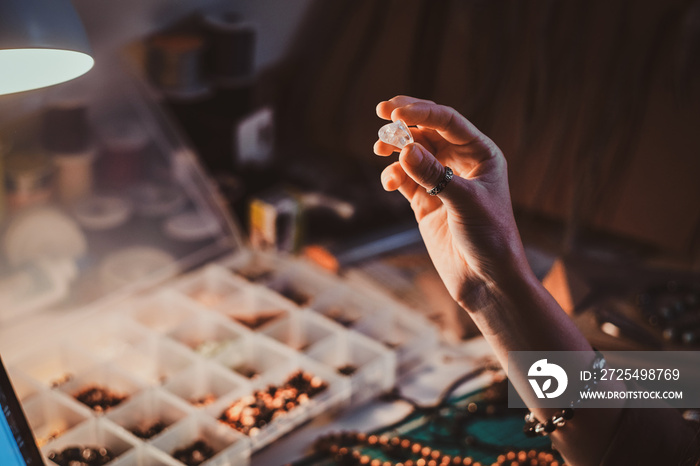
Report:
378,120,413,149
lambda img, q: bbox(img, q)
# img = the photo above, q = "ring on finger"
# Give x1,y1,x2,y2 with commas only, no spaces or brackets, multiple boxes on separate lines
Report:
427,166,453,196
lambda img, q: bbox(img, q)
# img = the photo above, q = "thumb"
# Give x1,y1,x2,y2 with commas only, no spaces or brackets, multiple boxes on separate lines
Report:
399,143,465,204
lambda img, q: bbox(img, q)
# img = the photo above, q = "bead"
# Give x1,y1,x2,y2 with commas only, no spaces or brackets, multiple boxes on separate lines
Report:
412,443,422,454
543,420,556,433
431,450,442,460
562,408,574,420
421,447,432,457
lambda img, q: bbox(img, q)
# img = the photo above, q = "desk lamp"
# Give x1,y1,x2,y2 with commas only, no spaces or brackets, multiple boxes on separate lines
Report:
0,0,93,96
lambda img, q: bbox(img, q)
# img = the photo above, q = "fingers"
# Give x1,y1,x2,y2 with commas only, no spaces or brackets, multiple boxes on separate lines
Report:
399,143,465,206
381,161,421,203
393,101,484,146
380,162,407,191
377,96,494,152
376,96,433,121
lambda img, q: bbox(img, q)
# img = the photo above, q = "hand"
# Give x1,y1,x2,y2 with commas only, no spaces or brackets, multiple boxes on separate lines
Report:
374,96,530,307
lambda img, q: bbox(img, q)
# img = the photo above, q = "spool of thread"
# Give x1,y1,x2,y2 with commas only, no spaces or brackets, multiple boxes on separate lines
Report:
201,12,256,86
42,102,96,203
53,149,96,203
147,33,208,98
4,150,54,213
98,122,149,189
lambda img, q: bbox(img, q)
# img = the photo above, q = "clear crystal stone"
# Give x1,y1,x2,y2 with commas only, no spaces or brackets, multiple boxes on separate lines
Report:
378,119,413,149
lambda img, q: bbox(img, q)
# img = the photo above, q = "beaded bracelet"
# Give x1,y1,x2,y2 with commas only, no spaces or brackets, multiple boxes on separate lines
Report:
523,408,575,437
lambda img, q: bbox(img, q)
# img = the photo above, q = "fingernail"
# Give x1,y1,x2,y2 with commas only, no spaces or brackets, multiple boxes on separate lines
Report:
403,145,422,167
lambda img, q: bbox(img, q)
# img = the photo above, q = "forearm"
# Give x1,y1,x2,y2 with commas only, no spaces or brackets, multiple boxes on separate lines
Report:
458,258,624,466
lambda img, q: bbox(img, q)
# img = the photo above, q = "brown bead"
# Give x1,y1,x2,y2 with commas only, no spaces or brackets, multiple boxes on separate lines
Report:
378,435,390,445
421,447,432,457
497,455,506,463
401,439,411,449
360,455,371,465
463,459,473,466
371,459,382,466
428,460,438,466
431,451,442,460
368,435,378,445
518,451,527,462
356,433,367,443
451,457,462,465
527,450,537,459
411,444,422,454
417,459,427,466
506,452,516,460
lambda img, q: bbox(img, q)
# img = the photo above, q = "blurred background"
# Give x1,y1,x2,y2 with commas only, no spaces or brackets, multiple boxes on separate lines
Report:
1,0,700,355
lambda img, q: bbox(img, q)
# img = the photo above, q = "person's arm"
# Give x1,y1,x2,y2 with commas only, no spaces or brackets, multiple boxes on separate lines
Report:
373,96,634,465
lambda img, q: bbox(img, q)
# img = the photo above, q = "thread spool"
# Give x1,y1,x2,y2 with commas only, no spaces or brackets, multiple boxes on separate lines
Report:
147,33,209,99
201,12,256,86
42,101,96,203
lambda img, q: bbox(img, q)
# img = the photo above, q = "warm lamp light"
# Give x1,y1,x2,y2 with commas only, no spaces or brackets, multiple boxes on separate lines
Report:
0,0,94,96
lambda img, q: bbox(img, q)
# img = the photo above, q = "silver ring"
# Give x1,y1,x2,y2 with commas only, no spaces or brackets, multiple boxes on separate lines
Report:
427,166,453,196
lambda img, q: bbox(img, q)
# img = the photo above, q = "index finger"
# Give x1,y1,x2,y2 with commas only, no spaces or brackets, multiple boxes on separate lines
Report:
392,101,485,146
376,95,434,120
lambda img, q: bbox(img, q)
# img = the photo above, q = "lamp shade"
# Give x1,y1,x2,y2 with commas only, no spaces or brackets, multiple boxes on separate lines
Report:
0,0,94,95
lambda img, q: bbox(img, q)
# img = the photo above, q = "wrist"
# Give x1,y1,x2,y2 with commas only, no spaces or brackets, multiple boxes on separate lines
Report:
456,249,540,314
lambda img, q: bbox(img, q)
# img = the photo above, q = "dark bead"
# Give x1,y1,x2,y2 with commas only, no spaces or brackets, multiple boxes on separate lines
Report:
562,408,574,420
523,425,537,438
544,420,556,433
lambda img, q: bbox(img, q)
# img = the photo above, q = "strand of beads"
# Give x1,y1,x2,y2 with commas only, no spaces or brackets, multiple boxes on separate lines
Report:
313,431,564,466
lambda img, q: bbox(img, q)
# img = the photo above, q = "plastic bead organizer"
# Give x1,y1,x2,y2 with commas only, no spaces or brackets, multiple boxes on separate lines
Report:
0,67,439,466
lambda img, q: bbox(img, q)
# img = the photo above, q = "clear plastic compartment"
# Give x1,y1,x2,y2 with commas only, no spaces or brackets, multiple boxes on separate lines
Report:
224,249,289,284
209,355,350,451
59,363,146,414
114,335,196,386
214,334,297,380
13,342,100,389
127,291,200,334
261,309,343,353
310,286,375,328
354,307,438,369
306,331,396,406
71,314,154,361
23,390,92,447
167,313,247,358
7,366,43,401
163,361,250,409
211,287,295,332
109,445,181,466
174,265,247,309
106,388,191,442
42,417,139,465
264,263,340,308
150,413,250,466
